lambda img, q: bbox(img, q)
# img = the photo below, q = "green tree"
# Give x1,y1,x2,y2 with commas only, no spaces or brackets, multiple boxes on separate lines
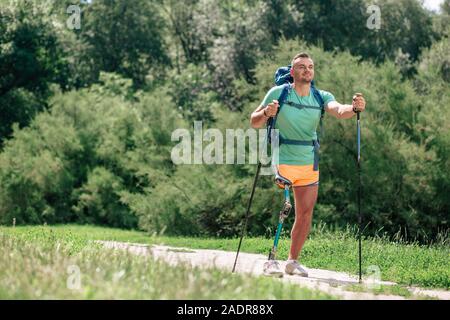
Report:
294,0,435,64
0,0,68,144
80,0,170,88
161,0,210,65
259,0,303,43
361,0,436,63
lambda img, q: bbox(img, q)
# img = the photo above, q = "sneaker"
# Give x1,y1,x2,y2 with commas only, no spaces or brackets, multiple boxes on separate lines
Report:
263,260,284,277
285,260,308,277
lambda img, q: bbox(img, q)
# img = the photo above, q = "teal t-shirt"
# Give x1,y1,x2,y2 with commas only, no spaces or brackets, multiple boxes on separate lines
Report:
261,85,335,165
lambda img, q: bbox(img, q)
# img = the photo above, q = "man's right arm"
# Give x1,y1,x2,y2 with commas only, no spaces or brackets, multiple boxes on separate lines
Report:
250,100,280,128
250,105,270,128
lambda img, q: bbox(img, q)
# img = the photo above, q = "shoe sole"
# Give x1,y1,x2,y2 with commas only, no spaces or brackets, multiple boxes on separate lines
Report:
263,271,284,278
285,271,308,277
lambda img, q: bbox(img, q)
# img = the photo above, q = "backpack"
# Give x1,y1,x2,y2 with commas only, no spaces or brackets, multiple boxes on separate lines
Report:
266,65,325,171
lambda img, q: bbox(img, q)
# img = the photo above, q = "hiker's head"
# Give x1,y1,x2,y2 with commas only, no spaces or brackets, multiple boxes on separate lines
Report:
290,52,314,83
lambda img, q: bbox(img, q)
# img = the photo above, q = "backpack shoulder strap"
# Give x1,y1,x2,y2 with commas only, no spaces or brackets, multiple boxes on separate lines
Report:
311,84,325,114
311,84,325,140
267,84,291,144
277,83,291,107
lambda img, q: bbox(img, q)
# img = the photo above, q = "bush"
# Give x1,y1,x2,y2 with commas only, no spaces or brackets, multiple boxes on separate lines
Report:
72,167,137,228
0,73,184,228
0,113,82,224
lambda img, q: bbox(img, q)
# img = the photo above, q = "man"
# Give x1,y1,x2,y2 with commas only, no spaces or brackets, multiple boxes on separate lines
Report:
250,52,366,277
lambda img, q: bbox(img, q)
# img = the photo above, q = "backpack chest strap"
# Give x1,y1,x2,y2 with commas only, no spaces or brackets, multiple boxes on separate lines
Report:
284,101,322,111
279,135,320,171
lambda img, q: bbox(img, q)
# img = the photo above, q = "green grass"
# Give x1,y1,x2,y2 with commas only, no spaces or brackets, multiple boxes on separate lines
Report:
0,231,335,300
1,224,449,291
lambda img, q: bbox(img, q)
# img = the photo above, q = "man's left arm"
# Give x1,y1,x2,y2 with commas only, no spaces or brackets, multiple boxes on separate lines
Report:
325,93,366,119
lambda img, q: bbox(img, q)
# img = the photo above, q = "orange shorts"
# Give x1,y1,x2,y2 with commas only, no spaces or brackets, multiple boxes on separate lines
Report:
277,164,319,188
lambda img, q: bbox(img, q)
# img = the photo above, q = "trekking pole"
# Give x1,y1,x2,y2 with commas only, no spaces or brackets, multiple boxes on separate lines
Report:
232,162,261,273
356,105,362,283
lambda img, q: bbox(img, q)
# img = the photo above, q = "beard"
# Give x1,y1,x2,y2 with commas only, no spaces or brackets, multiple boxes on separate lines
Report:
299,75,313,83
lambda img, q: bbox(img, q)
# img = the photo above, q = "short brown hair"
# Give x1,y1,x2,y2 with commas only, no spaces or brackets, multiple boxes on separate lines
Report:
291,52,311,66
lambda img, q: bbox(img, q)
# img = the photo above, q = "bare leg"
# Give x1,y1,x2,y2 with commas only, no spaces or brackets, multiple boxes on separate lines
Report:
288,184,318,261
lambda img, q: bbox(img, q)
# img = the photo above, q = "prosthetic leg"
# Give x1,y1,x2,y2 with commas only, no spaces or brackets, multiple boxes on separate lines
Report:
263,173,292,277
268,174,292,260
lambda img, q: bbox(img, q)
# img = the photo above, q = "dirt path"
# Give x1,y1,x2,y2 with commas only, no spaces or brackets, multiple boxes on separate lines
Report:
97,240,449,300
